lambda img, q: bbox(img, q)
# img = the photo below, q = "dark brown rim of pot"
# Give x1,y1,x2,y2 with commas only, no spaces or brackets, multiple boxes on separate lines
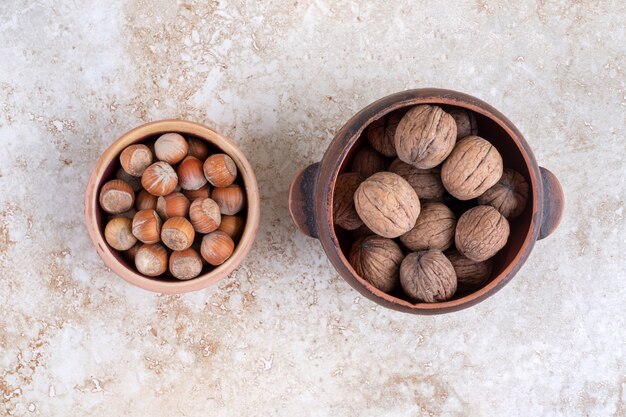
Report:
317,88,542,314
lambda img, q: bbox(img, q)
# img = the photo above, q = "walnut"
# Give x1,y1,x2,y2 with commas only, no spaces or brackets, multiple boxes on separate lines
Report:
455,205,509,262
441,136,503,200
333,172,364,230
477,168,529,219
400,203,456,251
388,158,445,202
400,250,457,302
446,250,493,292
446,108,478,139
354,172,421,238
394,105,457,169
349,235,404,292
351,146,387,178
366,109,405,157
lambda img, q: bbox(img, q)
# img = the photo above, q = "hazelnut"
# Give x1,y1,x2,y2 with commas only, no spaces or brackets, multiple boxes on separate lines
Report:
169,248,204,280
446,108,478,139
156,192,190,220
354,172,420,238
350,146,387,178
200,230,235,266
99,180,135,214
135,243,168,276
212,184,246,215
477,168,529,219
366,109,405,157
218,215,244,240
116,167,142,192
203,154,237,187
141,162,178,196
182,184,211,201
388,158,445,201
104,217,137,251
161,217,195,251
189,198,221,233
120,144,153,176
400,203,456,251
446,250,493,292
441,136,503,200
177,156,208,191
154,133,188,164
400,250,457,303
333,172,364,230
349,235,404,293
394,105,457,169
455,205,510,262
135,189,158,211
132,209,162,244
187,137,210,160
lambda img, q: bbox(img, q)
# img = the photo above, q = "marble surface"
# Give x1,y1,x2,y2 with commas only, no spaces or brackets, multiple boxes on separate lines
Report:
1,1,625,415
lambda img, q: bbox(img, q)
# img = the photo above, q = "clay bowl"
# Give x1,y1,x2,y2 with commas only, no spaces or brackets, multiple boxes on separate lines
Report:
289,88,564,314
85,120,260,294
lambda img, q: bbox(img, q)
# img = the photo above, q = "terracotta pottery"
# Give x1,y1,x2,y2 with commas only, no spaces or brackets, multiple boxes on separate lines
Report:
85,120,260,294
289,89,564,314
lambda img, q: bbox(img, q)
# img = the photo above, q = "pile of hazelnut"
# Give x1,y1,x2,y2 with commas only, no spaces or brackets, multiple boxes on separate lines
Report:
100,133,245,280
334,105,529,303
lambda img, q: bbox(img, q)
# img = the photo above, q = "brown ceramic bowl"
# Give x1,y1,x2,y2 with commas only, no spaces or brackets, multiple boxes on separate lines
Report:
85,120,260,293
289,88,564,314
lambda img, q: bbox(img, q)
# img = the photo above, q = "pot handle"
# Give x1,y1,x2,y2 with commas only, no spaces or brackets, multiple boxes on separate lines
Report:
538,167,564,240
288,162,321,238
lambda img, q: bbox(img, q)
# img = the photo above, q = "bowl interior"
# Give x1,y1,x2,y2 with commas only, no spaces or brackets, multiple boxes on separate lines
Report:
333,101,535,306
86,121,259,293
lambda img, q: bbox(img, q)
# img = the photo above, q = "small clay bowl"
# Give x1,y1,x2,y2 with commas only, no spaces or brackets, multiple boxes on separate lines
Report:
85,120,260,293
289,88,564,314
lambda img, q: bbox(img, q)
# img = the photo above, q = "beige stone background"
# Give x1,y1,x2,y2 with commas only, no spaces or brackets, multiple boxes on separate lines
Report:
0,0,625,416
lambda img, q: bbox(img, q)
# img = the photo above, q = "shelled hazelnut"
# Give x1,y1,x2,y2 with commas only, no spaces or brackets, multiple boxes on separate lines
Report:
177,156,207,191
104,217,137,251
161,217,195,251
189,198,221,233
182,184,211,201
218,215,244,240
135,243,168,277
132,209,162,244
136,190,158,211
187,137,210,160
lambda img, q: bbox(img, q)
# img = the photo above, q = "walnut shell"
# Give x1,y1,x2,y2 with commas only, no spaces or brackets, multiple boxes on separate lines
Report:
446,108,478,139
388,158,445,202
400,250,457,302
400,203,456,251
477,168,529,219
349,235,404,293
441,136,503,200
455,205,510,262
351,146,387,178
333,173,364,230
366,110,405,157
394,105,457,169
354,172,420,238
446,250,493,292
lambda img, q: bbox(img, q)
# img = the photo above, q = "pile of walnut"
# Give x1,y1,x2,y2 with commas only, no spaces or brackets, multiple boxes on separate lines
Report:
335,105,529,303
99,133,245,280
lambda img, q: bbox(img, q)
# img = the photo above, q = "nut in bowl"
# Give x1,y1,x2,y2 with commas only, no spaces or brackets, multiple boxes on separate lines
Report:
289,89,564,314
85,120,260,293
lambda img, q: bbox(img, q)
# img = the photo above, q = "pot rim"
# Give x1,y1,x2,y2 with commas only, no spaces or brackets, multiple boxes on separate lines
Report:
84,119,260,294
315,88,542,313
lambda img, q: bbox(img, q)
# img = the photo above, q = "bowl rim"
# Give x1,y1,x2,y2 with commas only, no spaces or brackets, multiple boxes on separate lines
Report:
315,88,543,314
84,119,260,294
